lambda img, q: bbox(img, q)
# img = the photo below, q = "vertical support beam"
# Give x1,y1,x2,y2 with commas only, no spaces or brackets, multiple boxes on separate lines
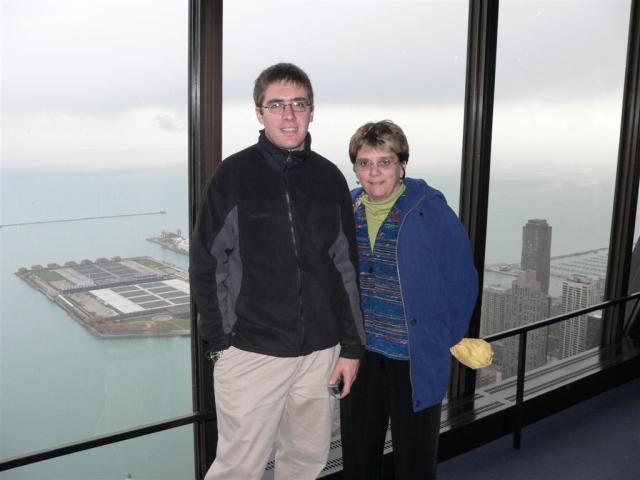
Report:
513,331,527,449
449,0,500,401
189,0,223,478
604,0,640,346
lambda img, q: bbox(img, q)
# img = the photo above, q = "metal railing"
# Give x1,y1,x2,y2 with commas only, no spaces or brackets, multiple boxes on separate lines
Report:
482,291,640,449
2,293,639,472
0,412,214,472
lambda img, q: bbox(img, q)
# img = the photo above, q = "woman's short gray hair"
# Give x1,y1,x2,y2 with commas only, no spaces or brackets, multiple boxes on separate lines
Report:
349,120,409,164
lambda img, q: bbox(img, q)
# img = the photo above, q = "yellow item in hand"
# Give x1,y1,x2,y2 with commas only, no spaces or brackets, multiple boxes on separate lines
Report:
450,338,493,369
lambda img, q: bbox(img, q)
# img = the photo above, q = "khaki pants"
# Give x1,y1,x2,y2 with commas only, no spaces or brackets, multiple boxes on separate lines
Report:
204,345,340,480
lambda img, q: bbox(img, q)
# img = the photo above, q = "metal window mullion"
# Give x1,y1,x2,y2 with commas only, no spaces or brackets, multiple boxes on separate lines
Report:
189,0,223,478
449,0,500,402
603,0,640,346
512,331,527,449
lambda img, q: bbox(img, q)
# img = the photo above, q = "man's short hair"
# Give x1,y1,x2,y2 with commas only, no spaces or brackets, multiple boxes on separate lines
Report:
253,63,314,108
349,120,410,164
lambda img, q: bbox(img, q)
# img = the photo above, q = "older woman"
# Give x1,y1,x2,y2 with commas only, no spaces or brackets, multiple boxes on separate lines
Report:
340,120,478,479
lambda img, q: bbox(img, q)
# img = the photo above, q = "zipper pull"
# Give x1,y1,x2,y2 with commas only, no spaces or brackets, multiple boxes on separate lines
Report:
284,151,293,171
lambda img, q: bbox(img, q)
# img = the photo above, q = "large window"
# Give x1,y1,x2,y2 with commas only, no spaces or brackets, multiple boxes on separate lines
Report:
222,0,468,209
479,0,631,387
1,2,192,478
3,1,639,477
222,1,468,476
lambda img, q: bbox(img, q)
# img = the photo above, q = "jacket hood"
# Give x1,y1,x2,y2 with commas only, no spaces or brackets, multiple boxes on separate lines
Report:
257,129,311,171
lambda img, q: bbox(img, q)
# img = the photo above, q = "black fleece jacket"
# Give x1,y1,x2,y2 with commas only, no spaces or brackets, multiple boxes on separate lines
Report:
190,131,365,359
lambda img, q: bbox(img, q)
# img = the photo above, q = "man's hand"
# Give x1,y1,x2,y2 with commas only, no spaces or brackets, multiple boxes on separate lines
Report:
328,357,360,399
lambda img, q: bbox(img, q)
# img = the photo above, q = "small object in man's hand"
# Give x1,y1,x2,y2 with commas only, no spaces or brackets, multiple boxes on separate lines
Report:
328,377,344,397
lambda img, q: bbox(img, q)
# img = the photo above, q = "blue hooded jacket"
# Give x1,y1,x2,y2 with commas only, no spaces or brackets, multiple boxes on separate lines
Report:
352,177,478,412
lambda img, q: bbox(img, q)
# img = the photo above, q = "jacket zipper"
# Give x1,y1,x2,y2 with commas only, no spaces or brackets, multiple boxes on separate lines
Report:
283,152,305,353
395,192,427,406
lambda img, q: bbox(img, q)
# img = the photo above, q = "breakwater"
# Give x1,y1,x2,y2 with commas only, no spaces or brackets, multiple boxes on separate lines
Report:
0,210,166,228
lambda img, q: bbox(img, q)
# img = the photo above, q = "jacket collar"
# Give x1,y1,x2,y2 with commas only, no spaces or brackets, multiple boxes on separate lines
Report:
352,178,443,212
256,129,312,171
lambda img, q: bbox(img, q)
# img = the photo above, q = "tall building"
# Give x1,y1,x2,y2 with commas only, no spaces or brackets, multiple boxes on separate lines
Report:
501,271,551,378
480,272,551,380
521,219,552,294
479,284,511,386
480,284,510,337
559,275,603,358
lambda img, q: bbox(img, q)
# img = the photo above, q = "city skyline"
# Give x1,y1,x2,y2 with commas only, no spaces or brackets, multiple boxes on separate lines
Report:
481,217,606,384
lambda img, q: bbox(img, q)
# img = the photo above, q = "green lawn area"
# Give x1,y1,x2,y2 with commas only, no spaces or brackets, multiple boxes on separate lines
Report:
136,258,163,269
172,317,191,330
33,270,65,282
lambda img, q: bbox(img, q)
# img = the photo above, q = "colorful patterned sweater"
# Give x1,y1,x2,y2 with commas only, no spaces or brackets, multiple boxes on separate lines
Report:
354,191,410,360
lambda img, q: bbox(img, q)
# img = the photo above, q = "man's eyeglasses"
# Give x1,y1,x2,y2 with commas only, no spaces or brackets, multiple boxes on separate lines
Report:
354,158,399,171
262,101,312,114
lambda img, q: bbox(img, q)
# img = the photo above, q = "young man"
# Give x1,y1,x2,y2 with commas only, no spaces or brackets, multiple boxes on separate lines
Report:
190,63,364,480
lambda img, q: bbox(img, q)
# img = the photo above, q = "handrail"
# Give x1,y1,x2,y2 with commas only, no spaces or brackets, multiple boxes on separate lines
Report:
479,290,640,449
3,292,640,472
0,412,215,472
483,291,640,343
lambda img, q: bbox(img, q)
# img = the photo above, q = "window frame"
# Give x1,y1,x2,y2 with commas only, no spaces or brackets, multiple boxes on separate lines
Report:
3,0,640,476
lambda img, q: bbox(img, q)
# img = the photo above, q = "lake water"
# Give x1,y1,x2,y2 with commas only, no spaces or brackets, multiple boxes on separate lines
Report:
1,166,194,479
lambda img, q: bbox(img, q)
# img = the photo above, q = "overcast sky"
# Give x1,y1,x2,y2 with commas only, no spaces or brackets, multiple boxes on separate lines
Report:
1,0,632,176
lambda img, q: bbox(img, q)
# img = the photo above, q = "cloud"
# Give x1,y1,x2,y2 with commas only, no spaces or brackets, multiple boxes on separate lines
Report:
3,107,187,167
2,0,187,115
3,0,629,111
153,112,183,132
222,1,629,105
494,1,629,103
1,0,632,174
223,1,468,105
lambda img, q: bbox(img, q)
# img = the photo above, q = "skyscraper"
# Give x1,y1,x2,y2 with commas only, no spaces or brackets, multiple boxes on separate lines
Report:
480,284,510,337
559,274,603,358
521,219,552,294
480,272,551,380
502,271,551,378
479,284,510,386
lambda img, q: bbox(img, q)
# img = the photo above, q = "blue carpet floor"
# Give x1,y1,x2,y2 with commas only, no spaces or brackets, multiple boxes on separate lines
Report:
438,377,640,480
